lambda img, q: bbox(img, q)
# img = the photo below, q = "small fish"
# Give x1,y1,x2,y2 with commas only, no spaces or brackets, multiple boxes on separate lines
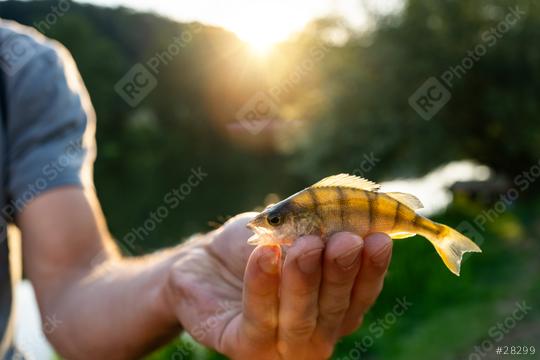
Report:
247,174,481,275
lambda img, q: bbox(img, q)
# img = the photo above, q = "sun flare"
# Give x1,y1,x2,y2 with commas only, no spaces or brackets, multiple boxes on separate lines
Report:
225,19,298,56
237,27,283,56
210,2,320,56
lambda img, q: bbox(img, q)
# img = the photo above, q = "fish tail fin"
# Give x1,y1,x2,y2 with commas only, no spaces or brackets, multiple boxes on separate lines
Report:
426,224,482,276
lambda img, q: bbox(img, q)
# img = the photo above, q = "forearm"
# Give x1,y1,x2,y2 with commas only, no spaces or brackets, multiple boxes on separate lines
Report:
45,246,184,359
19,187,203,359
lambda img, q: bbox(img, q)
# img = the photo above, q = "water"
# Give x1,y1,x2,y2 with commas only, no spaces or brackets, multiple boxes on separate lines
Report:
381,160,491,216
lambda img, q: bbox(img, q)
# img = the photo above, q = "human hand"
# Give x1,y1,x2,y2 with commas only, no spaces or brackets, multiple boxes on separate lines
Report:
166,213,393,360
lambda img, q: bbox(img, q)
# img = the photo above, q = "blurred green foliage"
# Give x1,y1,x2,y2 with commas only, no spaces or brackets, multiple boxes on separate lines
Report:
2,0,539,359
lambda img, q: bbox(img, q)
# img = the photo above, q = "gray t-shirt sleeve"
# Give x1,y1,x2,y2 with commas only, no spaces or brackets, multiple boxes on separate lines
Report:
3,29,96,212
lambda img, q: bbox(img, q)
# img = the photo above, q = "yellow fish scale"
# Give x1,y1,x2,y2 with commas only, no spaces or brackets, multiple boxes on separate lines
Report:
290,187,440,238
249,174,482,276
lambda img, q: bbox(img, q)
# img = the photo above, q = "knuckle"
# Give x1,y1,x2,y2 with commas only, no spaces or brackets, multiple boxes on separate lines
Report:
323,260,358,283
253,315,278,333
283,318,317,339
321,300,350,319
167,266,187,299
290,284,320,298
243,315,277,343
324,275,354,292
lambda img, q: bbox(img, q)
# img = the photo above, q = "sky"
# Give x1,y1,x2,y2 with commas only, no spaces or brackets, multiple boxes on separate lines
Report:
79,0,379,52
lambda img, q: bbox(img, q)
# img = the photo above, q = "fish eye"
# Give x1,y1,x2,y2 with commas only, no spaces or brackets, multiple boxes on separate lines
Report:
267,215,282,226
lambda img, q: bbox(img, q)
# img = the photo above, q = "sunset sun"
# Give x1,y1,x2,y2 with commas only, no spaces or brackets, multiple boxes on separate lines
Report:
210,2,320,55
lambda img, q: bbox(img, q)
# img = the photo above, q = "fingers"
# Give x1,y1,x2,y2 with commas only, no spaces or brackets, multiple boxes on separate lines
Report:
313,232,364,344
240,245,281,345
340,233,392,335
278,235,324,358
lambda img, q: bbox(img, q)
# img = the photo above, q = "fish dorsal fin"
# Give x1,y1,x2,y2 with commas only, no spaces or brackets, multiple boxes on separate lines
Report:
312,174,381,191
385,192,424,210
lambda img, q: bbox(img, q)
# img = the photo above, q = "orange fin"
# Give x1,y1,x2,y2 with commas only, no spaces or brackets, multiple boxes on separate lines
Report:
427,225,482,276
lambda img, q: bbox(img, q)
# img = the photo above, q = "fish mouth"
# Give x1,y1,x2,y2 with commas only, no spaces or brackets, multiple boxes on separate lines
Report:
246,217,276,245
247,230,276,245
246,220,255,230
246,219,263,232
246,211,294,246
247,222,296,246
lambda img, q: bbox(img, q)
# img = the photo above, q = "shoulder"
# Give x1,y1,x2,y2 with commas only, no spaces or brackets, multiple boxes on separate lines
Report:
0,19,74,80
0,19,93,123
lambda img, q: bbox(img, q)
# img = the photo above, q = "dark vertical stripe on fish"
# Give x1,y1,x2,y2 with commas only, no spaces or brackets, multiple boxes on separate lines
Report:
335,187,345,229
366,191,374,230
414,215,441,235
388,197,398,231
307,188,322,222
392,202,401,232
412,214,421,229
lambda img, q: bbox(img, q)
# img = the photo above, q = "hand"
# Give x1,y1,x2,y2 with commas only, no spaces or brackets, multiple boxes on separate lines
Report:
166,213,393,359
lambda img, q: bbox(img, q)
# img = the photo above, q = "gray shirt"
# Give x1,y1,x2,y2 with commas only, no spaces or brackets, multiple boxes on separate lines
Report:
0,20,95,359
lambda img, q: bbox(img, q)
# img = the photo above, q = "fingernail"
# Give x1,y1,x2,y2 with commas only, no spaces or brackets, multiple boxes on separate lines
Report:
297,248,323,274
258,246,279,274
371,242,392,267
336,244,363,269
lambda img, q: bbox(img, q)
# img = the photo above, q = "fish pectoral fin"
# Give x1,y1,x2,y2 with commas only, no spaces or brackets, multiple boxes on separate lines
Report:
390,232,417,239
312,173,380,191
385,192,424,210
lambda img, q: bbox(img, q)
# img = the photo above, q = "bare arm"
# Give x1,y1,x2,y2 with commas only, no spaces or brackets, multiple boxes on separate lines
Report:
8,28,393,360
19,187,392,360
19,187,181,359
